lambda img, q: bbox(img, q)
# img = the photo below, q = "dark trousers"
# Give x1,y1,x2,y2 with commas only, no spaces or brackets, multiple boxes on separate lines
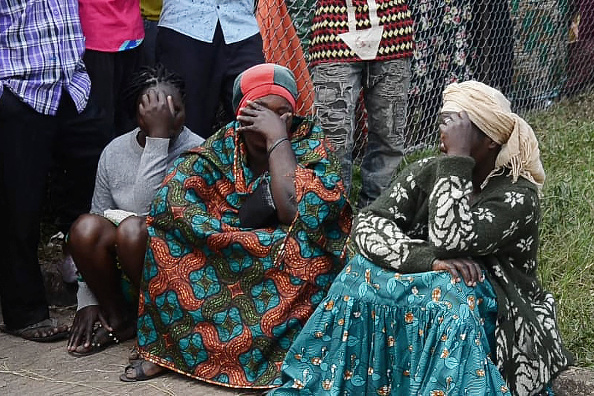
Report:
140,19,159,67
156,24,265,139
0,89,111,330
83,47,142,136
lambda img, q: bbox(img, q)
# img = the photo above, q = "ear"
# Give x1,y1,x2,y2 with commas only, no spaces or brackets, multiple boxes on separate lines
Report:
487,139,500,150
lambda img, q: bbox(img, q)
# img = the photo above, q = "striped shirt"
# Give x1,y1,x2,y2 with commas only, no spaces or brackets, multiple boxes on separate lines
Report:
309,0,414,65
0,0,90,115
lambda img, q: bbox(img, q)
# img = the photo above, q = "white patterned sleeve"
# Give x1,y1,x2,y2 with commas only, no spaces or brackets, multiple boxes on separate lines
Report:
428,156,538,256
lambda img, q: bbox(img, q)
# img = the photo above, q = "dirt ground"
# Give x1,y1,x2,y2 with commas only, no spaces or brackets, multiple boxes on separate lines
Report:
0,306,262,396
0,237,262,396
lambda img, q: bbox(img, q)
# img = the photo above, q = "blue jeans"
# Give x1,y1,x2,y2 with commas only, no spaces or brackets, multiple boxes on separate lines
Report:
313,59,411,208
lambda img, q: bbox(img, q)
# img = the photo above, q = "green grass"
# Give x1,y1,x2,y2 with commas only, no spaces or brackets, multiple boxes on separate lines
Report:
351,91,594,367
527,92,594,367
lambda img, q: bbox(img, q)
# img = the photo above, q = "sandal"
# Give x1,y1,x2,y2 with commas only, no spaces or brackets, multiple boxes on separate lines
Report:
2,318,69,343
120,359,166,382
68,322,134,357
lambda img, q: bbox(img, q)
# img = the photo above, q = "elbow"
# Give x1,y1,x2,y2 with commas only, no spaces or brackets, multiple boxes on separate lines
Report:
277,204,298,225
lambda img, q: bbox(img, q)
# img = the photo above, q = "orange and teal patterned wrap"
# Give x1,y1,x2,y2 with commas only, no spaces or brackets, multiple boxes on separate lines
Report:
137,117,352,388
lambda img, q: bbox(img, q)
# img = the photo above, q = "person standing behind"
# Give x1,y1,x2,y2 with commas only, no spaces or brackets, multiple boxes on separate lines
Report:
0,0,111,341
311,0,414,208
139,0,162,66
78,0,145,135
156,0,265,139
52,0,145,235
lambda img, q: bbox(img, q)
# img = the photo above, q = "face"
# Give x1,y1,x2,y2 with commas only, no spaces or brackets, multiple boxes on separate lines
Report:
137,82,186,138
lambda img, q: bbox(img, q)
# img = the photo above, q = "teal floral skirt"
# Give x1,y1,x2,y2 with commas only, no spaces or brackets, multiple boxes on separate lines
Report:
269,254,509,395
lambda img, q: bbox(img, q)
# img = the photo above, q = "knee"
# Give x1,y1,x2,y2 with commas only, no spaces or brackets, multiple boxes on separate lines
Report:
68,214,110,249
116,216,148,247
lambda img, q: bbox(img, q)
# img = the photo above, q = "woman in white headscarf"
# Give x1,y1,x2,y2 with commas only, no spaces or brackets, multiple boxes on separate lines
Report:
270,81,572,396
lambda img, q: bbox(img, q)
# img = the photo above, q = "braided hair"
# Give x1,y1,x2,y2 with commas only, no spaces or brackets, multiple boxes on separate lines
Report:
123,63,186,118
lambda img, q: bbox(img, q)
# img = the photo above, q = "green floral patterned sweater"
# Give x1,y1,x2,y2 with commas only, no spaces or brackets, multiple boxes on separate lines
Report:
354,155,572,396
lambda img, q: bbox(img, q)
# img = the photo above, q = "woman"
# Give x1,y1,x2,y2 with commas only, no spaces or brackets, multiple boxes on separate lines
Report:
270,81,572,395
66,65,204,356
121,64,352,387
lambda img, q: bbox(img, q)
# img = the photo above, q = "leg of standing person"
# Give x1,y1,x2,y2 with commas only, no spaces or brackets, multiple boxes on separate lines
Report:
83,50,117,136
155,26,219,139
83,48,140,137
0,89,68,339
358,58,411,209
313,62,363,195
219,32,265,125
53,88,112,239
49,50,116,234
112,47,142,134
140,19,159,67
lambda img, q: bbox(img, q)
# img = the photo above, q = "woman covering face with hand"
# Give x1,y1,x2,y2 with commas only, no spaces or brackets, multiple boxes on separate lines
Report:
270,81,572,396
121,64,352,387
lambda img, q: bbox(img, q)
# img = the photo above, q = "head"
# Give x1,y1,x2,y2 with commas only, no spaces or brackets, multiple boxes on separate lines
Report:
232,63,298,131
438,111,501,166
124,64,186,136
441,81,545,187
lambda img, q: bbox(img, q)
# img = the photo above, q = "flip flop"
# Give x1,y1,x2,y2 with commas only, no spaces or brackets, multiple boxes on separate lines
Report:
120,360,166,382
68,323,134,358
2,318,69,343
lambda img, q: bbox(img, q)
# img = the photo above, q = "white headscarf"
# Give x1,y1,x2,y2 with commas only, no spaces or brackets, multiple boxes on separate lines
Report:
442,81,545,188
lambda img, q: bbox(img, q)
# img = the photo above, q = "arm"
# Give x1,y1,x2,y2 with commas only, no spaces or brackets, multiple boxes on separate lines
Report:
89,150,116,215
133,89,179,215
236,100,298,224
267,135,298,224
427,156,538,257
354,158,439,273
133,136,170,215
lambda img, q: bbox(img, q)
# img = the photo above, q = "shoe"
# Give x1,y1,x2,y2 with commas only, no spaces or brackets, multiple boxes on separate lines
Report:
2,318,69,342
120,360,166,382
68,322,135,357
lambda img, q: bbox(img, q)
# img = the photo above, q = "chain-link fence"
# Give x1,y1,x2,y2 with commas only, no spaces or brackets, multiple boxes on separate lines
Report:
256,0,594,158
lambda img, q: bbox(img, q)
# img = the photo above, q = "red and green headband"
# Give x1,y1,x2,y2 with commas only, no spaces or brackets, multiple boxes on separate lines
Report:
232,63,298,116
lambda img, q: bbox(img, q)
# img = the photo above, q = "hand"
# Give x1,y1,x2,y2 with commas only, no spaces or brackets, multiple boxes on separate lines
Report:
236,100,291,145
439,111,475,156
432,257,484,287
137,89,176,139
67,305,112,352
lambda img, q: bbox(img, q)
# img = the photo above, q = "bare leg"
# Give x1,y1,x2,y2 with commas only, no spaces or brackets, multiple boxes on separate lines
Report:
116,216,148,290
68,214,135,350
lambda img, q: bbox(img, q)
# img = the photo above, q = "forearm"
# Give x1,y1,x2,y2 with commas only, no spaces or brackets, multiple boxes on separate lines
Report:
133,137,170,215
267,139,298,224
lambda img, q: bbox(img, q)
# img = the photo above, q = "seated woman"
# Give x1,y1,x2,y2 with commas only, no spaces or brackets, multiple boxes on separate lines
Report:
66,65,204,356
120,64,352,386
270,81,572,396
